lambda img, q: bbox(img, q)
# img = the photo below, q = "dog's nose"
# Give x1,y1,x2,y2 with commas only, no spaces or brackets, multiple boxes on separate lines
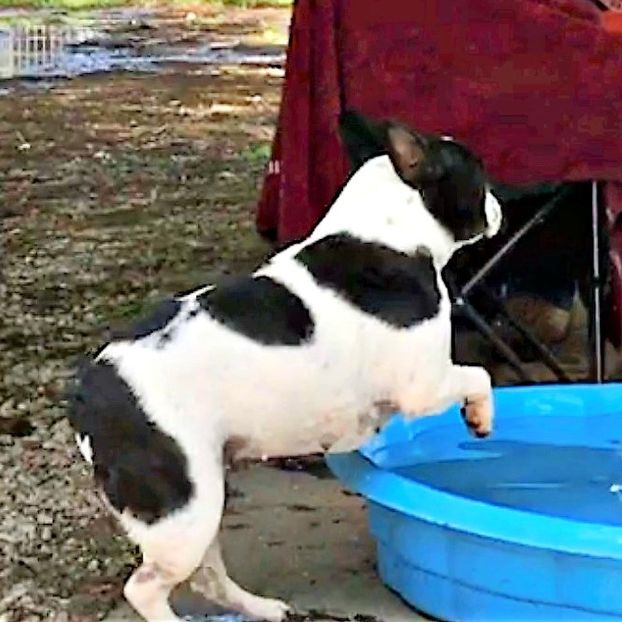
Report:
484,192,502,238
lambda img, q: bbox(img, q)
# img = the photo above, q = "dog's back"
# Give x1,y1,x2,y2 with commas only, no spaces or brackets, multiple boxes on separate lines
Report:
66,110,501,622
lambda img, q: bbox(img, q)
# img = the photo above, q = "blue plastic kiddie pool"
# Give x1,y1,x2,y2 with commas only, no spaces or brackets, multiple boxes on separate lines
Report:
326,383,622,621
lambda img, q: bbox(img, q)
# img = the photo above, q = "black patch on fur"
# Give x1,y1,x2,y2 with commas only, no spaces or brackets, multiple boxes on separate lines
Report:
67,361,193,524
113,298,181,343
198,276,314,345
417,140,488,242
296,234,440,328
338,110,388,172
338,110,489,242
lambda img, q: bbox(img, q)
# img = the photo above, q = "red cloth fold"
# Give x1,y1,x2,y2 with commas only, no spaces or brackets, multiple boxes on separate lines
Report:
257,0,622,344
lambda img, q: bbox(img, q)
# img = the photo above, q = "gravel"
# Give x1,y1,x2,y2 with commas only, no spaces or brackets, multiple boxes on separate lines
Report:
1,7,285,619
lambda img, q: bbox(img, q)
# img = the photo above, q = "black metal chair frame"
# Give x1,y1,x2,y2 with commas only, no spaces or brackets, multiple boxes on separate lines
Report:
451,181,607,384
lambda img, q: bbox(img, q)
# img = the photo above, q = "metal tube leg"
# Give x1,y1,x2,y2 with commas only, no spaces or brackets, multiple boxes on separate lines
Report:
589,181,605,382
461,187,574,297
454,298,533,384
477,283,571,382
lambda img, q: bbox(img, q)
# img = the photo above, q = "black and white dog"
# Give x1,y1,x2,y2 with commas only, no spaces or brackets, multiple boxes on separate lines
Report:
68,110,502,622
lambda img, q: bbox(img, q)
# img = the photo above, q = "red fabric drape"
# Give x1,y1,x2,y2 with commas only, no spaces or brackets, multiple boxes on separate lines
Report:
256,0,622,344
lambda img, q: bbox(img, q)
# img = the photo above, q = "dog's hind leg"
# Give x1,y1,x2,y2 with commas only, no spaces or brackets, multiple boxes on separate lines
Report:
123,560,183,621
191,538,290,622
122,462,226,622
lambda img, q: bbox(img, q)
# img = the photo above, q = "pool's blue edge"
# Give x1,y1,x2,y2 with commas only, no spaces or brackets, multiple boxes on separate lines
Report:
325,384,622,561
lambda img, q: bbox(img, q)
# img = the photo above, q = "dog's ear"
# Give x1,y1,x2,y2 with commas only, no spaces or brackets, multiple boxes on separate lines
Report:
385,124,431,187
338,109,387,170
339,110,439,186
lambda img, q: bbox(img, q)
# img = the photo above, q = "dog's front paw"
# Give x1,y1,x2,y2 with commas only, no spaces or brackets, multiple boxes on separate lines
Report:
461,396,493,438
240,595,290,622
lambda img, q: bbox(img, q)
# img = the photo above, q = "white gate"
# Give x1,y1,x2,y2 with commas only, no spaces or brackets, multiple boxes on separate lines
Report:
0,24,94,79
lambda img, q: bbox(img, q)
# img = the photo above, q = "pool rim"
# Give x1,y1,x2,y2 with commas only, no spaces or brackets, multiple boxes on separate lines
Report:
326,382,622,561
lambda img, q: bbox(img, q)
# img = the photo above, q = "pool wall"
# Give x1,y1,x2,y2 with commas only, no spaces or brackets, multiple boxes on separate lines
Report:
327,384,622,621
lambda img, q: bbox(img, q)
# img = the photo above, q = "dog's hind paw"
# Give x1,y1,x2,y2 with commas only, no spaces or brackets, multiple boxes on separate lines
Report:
240,595,290,622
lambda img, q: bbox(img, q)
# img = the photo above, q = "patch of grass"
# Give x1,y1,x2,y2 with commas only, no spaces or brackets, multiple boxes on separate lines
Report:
0,0,292,10
0,0,128,9
111,297,157,323
241,141,272,165
0,0,130,9
218,0,291,6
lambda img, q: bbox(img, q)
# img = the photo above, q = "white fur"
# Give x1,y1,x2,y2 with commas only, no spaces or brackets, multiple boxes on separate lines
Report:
75,433,93,465
81,155,502,622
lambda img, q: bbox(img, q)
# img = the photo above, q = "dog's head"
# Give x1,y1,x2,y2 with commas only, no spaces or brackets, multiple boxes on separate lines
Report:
338,110,501,245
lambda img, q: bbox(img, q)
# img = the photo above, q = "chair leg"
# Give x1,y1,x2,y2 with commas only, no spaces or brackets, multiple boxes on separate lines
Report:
477,283,571,382
451,193,569,384
453,297,533,383
461,188,573,297
588,181,606,383
452,183,607,384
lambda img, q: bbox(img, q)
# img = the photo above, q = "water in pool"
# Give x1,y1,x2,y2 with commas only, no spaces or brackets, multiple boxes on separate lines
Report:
396,439,622,526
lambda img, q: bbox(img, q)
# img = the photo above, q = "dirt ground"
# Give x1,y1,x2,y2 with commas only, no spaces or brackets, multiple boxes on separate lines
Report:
4,5,622,621
0,7,292,620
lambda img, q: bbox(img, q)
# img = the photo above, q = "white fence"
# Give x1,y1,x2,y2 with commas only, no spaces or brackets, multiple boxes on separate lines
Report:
0,24,93,79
